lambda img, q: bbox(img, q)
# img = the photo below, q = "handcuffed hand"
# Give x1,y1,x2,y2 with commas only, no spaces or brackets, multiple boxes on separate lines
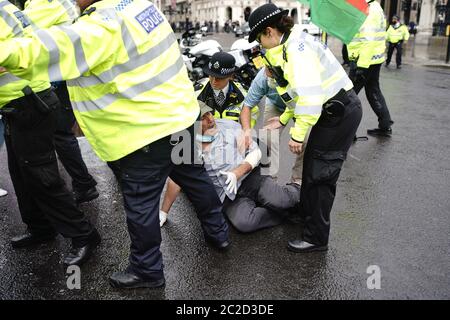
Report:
219,170,238,194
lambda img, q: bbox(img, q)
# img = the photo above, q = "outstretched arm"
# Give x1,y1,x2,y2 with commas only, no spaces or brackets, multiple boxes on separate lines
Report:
0,16,118,82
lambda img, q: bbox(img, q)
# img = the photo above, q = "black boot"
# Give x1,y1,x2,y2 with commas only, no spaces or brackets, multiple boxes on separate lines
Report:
64,229,101,266
367,127,392,137
74,186,99,204
287,240,328,253
205,236,231,251
11,231,57,248
109,270,165,289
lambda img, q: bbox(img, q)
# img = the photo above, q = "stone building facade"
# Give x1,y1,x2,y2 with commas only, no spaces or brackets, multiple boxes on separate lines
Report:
161,0,306,30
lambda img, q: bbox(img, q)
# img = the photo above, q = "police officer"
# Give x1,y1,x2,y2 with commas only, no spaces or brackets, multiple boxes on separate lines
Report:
348,0,394,137
240,67,308,183
0,0,229,288
197,51,259,126
386,15,410,69
0,0,100,266
248,3,362,252
24,0,99,204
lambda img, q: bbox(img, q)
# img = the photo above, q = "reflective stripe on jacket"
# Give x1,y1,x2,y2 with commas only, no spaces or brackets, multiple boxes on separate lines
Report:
0,0,199,161
264,25,353,142
0,0,49,108
23,0,79,29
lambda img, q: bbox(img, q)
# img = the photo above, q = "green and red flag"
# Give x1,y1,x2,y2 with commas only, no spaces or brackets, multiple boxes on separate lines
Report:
296,0,369,43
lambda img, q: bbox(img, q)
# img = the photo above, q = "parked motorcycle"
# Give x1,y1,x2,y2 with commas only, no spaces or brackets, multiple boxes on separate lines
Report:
182,39,223,82
179,28,203,49
228,38,263,90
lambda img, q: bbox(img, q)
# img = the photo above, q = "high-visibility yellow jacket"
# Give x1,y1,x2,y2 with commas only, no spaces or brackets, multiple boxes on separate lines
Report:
0,0,78,108
348,0,387,68
23,0,79,28
387,23,410,43
196,79,259,127
264,25,353,142
0,0,199,162
0,0,49,108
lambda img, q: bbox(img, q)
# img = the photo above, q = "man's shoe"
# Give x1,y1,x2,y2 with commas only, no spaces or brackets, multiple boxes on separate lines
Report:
74,187,99,204
109,271,165,289
397,65,402,69
367,127,392,137
385,63,390,68
288,240,328,253
63,230,101,266
205,237,231,251
11,232,57,248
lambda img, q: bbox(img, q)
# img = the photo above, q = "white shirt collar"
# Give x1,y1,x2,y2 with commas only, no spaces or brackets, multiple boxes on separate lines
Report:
213,83,229,98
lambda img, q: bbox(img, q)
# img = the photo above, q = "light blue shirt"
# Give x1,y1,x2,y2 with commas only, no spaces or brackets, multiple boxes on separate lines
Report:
201,119,258,202
243,68,286,112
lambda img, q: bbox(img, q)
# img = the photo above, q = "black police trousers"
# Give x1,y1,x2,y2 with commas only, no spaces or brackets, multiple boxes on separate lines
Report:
300,90,362,246
1,88,94,247
224,167,300,233
53,83,97,193
115,123,229,281
386,41,403,67
349,63,393,130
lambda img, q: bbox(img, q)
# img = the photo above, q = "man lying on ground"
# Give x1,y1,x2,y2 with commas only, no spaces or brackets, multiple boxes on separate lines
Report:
160,102,301,233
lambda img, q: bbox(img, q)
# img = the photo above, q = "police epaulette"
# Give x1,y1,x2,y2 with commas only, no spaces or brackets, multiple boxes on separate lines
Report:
81,7,96,17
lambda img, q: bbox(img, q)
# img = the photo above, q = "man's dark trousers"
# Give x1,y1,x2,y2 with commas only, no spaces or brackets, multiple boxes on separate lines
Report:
2,89,95,247
224,167,301,233
53,83,97,193
386,41,403,67
118,123,229,281
349,63,393,130
300,90,362,246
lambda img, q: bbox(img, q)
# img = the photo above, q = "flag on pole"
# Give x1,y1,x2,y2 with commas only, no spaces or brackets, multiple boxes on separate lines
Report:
296,0,369,43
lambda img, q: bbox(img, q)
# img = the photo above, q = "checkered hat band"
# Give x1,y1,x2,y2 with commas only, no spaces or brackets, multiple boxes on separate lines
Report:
208,62,234,75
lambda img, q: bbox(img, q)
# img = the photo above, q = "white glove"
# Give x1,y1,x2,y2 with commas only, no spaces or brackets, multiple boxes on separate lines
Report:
159,210,168,227
219,170,238,195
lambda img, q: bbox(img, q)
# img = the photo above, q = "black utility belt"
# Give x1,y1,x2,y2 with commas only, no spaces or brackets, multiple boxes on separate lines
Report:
10,86,52,106
1,86,54,115
322,89,351,117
